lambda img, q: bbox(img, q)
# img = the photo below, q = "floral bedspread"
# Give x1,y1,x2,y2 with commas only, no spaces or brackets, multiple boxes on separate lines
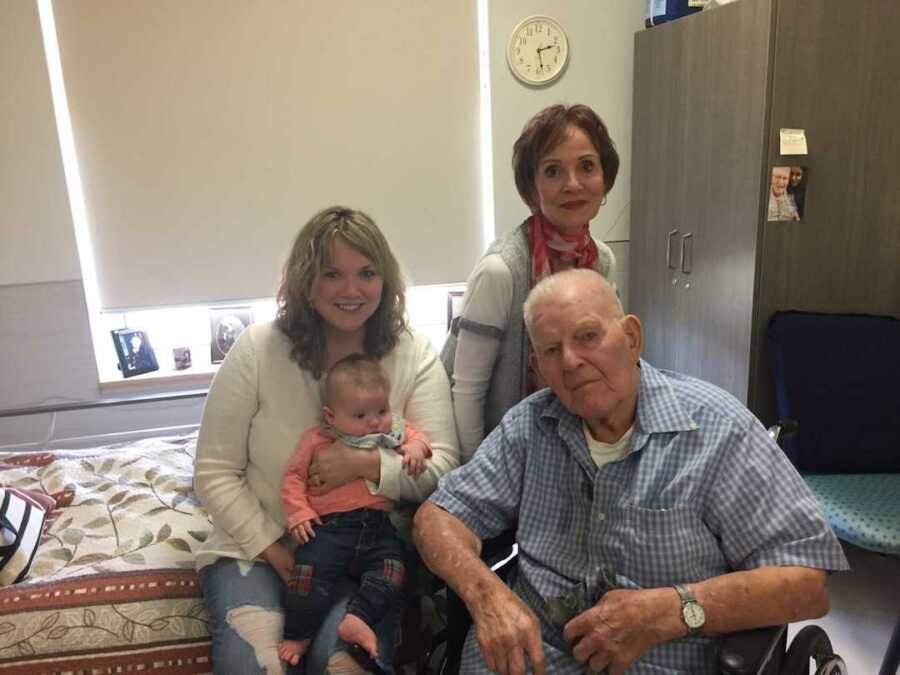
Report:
0,433,213,674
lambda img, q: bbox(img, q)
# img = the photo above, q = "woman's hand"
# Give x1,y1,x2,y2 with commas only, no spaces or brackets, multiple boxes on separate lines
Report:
260,540,294,584
308,438,380,494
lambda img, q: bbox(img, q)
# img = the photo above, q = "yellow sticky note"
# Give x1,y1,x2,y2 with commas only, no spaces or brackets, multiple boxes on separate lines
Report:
780,128,808,155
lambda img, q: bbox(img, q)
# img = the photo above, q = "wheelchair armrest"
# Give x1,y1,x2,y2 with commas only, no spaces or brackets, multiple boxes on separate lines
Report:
717,625,786,675
767,419,798,443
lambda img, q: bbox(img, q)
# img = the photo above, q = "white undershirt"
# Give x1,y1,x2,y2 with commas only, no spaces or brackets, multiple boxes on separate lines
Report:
583,422,634,468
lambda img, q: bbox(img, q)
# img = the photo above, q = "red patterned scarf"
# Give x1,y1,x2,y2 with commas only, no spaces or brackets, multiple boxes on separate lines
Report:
528,212,598,286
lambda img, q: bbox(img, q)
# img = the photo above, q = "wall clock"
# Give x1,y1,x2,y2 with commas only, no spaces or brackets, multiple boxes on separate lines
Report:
506,15,569,86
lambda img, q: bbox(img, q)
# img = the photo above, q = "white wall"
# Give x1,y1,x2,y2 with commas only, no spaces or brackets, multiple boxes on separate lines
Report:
0,0,80,285
0,1,103,445
487,1,644,306
0,280,206,448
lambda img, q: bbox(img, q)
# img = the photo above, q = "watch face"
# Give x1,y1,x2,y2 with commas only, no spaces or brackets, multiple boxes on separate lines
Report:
683,602,706,628
507,15,569,85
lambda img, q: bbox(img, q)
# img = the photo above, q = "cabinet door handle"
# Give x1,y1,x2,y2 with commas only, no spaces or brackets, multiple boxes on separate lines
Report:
680,232,693,274
667,229,679,269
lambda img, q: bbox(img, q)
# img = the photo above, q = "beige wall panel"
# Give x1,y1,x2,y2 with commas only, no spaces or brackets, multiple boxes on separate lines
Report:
0,0,80,286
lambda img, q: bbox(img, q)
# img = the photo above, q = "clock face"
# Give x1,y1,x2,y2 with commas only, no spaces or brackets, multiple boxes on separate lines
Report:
684,602,706,628
507,15,569,86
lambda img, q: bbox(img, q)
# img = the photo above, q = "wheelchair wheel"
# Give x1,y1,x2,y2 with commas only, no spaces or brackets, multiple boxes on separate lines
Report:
782,625,847,674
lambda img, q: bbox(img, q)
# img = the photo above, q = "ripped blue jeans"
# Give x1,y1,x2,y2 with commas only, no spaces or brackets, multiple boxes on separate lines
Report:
199,537,401,674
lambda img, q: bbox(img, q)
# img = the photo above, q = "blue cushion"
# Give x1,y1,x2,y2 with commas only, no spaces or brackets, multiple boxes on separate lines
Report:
803,473,900,556
767,311,900,473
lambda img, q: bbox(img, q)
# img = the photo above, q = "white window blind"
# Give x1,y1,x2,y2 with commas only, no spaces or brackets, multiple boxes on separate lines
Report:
0,0,80,286
52,0,483,310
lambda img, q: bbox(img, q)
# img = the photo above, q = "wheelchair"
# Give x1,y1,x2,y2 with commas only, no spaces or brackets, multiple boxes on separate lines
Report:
767,311,900,675
421,532,847,674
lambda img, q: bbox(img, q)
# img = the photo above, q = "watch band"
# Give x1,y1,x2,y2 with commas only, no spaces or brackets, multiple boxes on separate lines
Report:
674,583,696,604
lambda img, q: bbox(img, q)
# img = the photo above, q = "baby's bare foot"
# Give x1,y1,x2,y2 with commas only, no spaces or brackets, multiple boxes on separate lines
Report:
277,638,310,666
337,613,378,659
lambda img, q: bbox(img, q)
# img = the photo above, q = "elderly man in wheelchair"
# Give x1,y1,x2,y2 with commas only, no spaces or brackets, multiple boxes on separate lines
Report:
414,269,848,675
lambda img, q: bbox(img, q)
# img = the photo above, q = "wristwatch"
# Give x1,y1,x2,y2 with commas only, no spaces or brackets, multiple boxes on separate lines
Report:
674,584,705,635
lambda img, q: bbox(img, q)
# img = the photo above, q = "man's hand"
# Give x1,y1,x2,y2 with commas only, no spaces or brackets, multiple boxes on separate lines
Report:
562,588,678,675
290,516,322,545
470,583,546,675
260,540,295,585
413,503,543,673
398,439,429,479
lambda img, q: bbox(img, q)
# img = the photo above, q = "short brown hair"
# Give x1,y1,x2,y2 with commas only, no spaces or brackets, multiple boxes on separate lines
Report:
324,354,391,407
512,104,619,209
276,206,408,378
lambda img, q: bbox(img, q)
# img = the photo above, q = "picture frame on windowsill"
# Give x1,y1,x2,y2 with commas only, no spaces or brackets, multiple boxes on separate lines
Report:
210,306,253,365
111,328,160,378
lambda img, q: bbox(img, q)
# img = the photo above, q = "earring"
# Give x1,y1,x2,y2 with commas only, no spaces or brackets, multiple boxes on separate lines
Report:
601,195,608,206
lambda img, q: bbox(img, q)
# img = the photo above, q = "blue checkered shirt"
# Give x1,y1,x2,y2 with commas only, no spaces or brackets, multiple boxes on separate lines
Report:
430,360,849,674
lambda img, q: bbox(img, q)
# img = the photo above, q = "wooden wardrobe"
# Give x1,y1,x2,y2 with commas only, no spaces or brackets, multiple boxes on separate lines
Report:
628,0,900,423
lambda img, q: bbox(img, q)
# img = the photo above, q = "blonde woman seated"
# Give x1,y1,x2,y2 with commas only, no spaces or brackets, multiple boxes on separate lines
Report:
194,206,459,674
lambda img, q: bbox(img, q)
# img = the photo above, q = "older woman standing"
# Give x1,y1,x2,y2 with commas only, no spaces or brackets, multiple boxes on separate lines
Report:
443,104,619,463
195,206,459,673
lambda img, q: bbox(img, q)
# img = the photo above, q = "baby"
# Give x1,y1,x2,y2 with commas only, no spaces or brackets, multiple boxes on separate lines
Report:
277,353,431,668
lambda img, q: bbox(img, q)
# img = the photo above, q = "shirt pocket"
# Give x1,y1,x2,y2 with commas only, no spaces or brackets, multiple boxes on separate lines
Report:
614,504,710,588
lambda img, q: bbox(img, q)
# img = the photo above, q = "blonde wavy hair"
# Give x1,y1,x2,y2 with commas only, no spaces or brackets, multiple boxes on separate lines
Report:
276,206,408,378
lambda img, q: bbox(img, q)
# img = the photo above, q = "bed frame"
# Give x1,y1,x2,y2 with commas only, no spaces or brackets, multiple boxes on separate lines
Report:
0,389,208,452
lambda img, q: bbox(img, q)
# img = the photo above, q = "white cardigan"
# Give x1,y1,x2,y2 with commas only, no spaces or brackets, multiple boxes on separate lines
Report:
194,321,460,569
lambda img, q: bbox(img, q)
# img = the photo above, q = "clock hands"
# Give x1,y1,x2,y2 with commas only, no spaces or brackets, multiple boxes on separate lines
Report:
536,44,555,72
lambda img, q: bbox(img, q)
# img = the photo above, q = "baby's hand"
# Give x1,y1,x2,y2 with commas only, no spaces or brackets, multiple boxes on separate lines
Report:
399,440,429,479
290,517,322,545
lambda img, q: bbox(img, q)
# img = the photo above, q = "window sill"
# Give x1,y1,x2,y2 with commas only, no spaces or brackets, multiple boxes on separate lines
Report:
98,366,217,394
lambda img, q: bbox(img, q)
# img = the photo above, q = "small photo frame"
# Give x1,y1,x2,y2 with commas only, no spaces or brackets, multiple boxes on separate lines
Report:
768,165,808,222
447,290,465,331
173,346,192,370
111,328,159,378
210,306,253,364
